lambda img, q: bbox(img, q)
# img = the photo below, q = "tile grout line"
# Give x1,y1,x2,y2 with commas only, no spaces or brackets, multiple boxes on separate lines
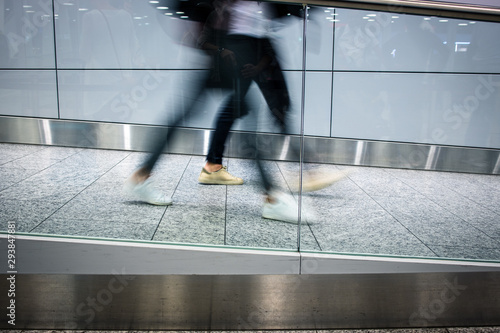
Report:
351,168,439,257
275,161,323,252
426,171,500,219
0,143,48,166
150,155,193,241
0,145,84,193
28,150,134,233
387,169,500,247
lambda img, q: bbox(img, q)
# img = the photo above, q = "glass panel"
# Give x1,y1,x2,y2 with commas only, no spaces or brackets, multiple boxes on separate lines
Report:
0,0,55,69
300,5,500,262
0,0,498,263
0,0,308,252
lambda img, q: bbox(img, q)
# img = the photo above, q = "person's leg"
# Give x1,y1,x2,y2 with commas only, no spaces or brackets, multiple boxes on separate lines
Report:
124,109,191,205
198,96,245,185
204,97,238,170
128,104,192,183
253,64,291,197
125,77,208,204
198,74,252,185
260,62,349,193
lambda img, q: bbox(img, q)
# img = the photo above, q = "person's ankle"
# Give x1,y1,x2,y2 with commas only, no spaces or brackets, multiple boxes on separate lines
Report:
204,162,222,173
131,168,150,183
266,194,276,204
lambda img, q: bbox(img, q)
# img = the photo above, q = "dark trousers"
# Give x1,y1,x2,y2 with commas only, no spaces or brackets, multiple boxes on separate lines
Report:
205,35,293,193
142,35,296,195
141,73,210,173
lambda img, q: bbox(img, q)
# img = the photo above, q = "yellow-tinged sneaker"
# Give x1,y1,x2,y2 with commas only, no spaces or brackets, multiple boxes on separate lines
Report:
198,166,244,185
289,169,352,193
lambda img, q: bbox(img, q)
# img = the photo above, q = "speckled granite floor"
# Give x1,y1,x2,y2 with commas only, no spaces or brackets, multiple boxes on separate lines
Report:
1,143,500,261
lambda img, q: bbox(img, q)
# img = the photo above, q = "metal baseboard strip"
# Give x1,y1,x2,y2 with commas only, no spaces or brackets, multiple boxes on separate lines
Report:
1,116,498,174
1,235,500,330
1,272,500,330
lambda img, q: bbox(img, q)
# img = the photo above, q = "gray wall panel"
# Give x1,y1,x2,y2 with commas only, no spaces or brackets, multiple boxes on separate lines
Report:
332,72,500,149
2,1,500,153
0,70,58,118
333,8,500,73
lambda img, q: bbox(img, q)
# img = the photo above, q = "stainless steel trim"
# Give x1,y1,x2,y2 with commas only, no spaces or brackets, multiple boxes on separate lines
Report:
2,271,500,329
300,251,500,274
1,116,499,174
1,235,300,275
1,235,499,275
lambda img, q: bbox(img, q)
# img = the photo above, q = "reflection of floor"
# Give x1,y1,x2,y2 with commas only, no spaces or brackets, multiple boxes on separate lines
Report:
1,143,500,261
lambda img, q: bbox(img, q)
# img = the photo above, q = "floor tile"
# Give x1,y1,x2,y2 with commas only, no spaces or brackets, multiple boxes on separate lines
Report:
303,205,435,257
57,148,131,173
0,143,44,165
51,186,168,224
32,217,160,240
152,156,226,245
0,165,40,191
0,143,498,263
0,166,101,202
374,197,499,249
0,198,64,232
153,203,226,245
224,160,300,250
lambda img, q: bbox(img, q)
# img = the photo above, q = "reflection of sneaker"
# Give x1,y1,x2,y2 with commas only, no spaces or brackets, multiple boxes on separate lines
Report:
262,191,303,224
198,166,244,185
123,178,172,206
290,169,350,193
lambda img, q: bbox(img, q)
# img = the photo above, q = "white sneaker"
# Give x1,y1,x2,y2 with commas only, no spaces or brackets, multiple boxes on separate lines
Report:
262,191,307,224
123,178,172,206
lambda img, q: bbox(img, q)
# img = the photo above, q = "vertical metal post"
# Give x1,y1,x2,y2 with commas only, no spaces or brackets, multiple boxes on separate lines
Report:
51,0,61,119
297,3,308,254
